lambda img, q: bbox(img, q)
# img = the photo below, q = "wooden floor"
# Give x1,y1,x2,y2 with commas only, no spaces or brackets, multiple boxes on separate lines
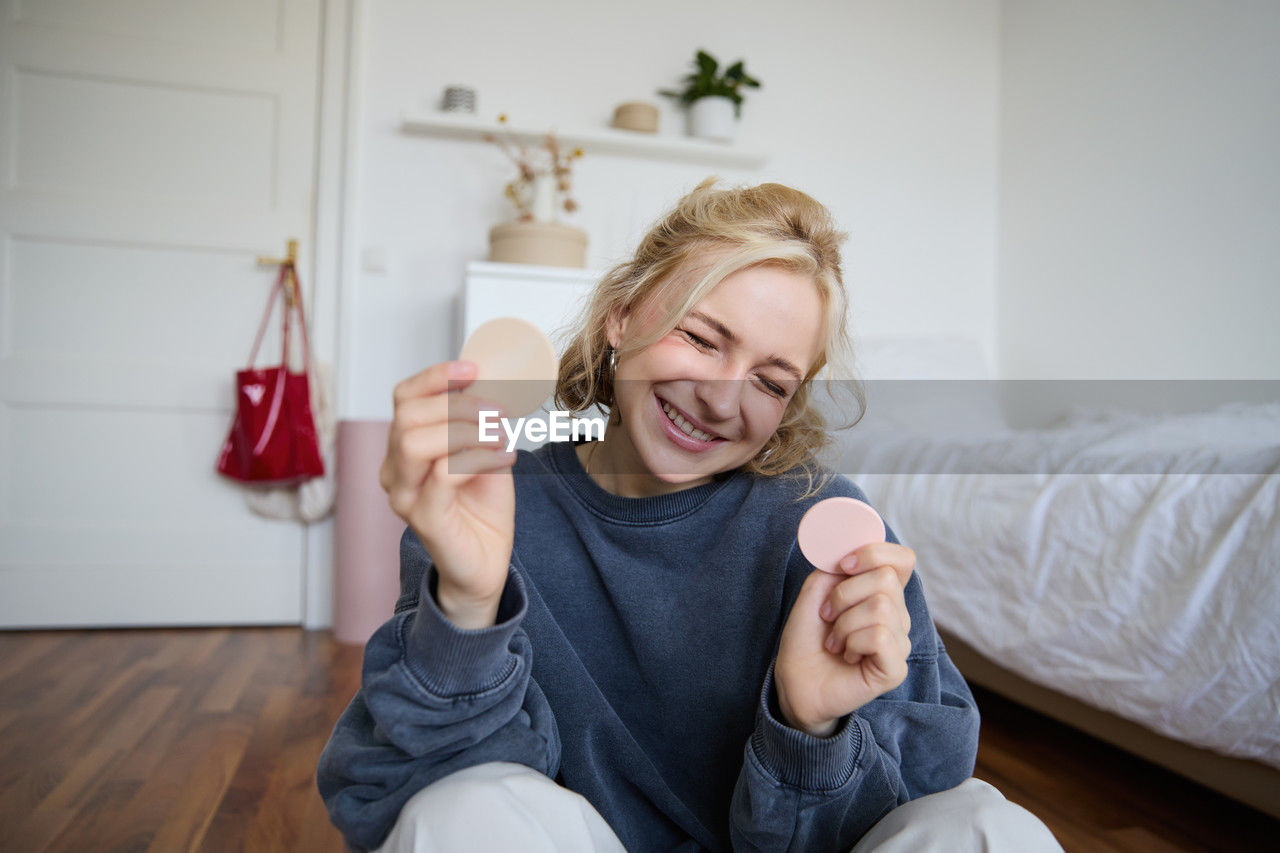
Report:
0,628,1275,852
968,685,1277,852
0,627,359,852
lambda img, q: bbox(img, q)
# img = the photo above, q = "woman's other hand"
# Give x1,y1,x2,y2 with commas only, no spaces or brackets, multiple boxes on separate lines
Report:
380,360,517,629
774,543,916,737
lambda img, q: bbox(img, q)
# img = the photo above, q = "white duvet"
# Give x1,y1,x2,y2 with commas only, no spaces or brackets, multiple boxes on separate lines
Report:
837,403,1280,769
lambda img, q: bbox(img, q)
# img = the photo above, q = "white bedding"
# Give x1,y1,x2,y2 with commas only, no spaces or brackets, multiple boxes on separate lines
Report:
837,403,1280,769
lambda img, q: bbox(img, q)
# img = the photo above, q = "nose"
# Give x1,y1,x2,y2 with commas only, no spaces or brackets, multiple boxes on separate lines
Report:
692,371,743,423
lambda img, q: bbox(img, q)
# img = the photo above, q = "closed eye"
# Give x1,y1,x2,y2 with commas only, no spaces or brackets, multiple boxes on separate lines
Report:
757,377,786,398
679,328,715,350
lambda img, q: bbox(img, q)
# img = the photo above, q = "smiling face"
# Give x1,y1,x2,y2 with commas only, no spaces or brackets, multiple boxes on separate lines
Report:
590,263,826,496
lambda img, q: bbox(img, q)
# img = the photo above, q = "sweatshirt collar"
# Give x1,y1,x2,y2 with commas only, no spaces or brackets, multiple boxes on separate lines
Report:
548,440,746,524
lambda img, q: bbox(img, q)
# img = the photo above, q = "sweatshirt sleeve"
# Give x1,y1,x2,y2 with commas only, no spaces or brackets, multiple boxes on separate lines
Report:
315,529,561,852
729,516,981,851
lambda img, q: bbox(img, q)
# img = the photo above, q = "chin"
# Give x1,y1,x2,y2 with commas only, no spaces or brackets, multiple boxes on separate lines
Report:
639,442,752,484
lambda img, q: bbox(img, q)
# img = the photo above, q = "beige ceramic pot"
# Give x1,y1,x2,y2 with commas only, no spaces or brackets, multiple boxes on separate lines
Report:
612,101,659,133
489,220,588,268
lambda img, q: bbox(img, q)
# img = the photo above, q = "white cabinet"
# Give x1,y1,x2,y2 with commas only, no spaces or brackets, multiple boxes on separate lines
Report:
462,261,602,354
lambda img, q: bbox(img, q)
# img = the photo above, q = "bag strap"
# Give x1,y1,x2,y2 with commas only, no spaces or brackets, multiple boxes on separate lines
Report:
246,262,291,368
288,262,330,426
246,261,317,458
244,260,317,377
287,262,316,377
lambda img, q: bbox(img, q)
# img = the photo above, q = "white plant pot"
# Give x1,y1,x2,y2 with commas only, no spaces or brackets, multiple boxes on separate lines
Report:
688,96,737,143
531,173,557,223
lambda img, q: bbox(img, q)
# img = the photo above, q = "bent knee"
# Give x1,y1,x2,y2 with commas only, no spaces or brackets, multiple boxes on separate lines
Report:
380,762,624,853
852,778,1064,852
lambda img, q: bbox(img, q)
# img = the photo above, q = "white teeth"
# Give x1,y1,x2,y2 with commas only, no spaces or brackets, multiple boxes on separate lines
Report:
661,401,714,442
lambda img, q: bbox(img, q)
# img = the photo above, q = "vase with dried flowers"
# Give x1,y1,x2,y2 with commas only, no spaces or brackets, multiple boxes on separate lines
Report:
484,115,583,222
483,115,589,268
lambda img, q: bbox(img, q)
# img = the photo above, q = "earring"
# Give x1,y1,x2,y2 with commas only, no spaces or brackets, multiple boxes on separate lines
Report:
609,348,617,375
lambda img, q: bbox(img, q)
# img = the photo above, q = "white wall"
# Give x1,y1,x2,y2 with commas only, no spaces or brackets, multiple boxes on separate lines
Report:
998,0,1280,379
341,0,1001,418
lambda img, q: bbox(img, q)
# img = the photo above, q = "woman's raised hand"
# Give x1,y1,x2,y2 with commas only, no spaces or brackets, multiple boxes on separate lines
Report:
774,543,916,737
380,360,517,629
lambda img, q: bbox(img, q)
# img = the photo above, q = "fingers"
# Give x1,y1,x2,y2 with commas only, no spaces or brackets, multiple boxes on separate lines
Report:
412,446,516,516
793,566,846,624
382,361,509,505
819,566,911,635
835,542,916,588
407,446,516,525
393,392,503,432
392,360,477,405
836,623,910,688
823,590,912,664
386,394,505,472
387,392,506,468
432,445,518,480
384,421,510,510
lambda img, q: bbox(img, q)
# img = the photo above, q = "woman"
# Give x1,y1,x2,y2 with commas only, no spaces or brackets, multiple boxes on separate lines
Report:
318,179,1061,852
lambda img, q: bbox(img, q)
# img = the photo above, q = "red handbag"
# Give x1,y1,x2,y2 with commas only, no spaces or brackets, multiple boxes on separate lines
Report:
216,261,325,484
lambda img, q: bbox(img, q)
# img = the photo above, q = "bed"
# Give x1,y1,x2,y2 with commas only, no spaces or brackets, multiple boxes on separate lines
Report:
827,337,1280,819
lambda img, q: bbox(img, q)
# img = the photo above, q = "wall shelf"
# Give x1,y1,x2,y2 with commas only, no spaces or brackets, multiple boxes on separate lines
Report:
401,112,768,170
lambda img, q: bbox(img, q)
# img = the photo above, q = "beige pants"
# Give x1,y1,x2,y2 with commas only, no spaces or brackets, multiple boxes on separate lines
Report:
377,762,1064,852
849,777,1065,852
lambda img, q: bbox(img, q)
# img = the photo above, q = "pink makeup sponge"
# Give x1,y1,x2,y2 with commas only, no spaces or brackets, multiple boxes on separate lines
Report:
797,497,886,573
459,317,558,418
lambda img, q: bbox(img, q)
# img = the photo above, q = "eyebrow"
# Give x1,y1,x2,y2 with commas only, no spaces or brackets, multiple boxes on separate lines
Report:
686,310,805,381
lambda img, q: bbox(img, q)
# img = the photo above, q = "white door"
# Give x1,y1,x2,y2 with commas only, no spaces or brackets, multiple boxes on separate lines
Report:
0,0,325,626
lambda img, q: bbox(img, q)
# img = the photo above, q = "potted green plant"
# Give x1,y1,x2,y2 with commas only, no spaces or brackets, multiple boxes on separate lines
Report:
658,49,761,143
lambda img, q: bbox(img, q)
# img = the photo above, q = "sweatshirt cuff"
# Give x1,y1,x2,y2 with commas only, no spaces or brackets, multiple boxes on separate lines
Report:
750,660,865,792
400,563,528,698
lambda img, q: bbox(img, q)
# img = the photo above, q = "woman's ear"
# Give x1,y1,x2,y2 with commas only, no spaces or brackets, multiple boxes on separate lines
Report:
605,307,630,351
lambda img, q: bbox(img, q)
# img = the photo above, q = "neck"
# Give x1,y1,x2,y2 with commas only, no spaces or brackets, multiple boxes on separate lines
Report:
575,436,710,498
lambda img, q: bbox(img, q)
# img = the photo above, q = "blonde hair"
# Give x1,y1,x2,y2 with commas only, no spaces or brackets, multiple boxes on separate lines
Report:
555,177,860,494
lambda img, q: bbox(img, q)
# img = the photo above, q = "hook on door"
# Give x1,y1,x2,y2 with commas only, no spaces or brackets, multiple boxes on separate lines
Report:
257,240,300,305
256,239,299,267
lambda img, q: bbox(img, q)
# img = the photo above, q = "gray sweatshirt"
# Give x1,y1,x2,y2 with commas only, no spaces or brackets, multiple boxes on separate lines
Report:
317,440,980,851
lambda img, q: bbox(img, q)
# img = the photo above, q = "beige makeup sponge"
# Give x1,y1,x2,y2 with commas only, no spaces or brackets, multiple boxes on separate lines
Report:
459,317,558,418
